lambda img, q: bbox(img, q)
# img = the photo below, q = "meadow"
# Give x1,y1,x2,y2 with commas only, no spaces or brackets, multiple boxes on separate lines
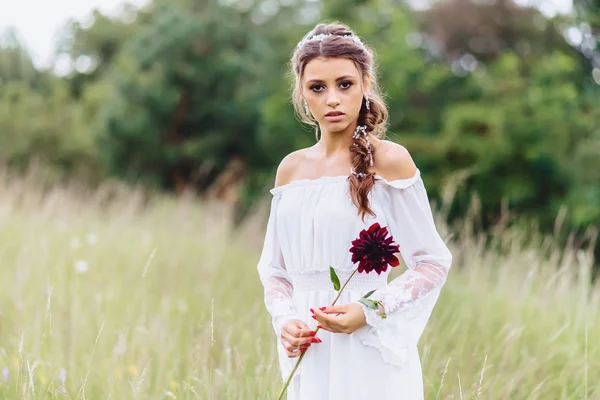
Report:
0,170,598,399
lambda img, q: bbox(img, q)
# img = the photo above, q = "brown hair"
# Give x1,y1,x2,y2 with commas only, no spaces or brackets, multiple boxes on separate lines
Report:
289,22,389,220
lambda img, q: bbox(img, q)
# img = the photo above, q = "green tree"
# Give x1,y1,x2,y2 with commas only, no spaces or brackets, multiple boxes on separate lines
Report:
0,32,100,181
0,29,40,85
91,1,271,195
0,79,100,182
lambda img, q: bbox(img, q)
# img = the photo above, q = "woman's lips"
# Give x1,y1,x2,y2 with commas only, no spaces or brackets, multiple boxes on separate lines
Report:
325,113,345,121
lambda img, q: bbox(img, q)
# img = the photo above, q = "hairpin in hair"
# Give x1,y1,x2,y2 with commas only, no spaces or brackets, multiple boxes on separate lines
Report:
296,33,364,50
352,125,374,167
350,168,368,179
352,125,368,140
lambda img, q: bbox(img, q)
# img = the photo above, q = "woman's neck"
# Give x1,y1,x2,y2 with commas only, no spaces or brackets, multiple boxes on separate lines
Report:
317,122,358,158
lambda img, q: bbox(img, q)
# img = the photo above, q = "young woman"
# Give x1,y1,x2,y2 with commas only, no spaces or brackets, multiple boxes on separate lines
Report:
257,22,453,400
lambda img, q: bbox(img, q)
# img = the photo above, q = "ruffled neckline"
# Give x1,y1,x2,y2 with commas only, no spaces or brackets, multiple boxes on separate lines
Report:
270,169,421,195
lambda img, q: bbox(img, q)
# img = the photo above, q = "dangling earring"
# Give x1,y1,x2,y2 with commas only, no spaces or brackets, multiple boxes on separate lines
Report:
303,99,310,115
364,93,370,111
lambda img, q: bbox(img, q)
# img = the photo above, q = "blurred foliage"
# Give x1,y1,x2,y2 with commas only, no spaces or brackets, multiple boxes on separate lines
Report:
0,30,101,182
0,0,599,246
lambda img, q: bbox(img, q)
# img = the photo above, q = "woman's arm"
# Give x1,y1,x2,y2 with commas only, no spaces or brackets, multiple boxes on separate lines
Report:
258,154,318,357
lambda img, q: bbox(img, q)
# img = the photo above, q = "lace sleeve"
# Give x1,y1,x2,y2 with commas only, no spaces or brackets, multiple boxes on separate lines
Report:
356,172,452,367
257,193,300,336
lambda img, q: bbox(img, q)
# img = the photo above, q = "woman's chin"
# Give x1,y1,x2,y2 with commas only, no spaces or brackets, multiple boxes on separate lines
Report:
320,120,351,132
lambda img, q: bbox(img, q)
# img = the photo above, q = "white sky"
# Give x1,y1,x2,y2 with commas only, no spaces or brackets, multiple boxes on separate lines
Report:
1,0,573,70
0,0,148,68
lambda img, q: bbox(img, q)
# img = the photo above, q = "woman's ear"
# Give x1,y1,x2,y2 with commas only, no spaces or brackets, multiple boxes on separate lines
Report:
362,74,371,94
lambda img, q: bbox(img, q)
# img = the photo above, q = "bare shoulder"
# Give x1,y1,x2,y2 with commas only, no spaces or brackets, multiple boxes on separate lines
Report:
375,139,418,180
274,148,309,187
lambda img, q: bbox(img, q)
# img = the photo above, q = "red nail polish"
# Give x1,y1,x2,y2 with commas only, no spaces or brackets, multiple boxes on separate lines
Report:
302,343,311,348
309,331,316,335
300,348,307,353
317,325,323,329
311,315,317,320
311,337,322,343
319,307,326,311
309,308,314,313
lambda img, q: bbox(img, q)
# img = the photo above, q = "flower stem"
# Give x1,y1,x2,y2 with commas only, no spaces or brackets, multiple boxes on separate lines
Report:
276,268,358,400
276,350,306,400
331,269,357,306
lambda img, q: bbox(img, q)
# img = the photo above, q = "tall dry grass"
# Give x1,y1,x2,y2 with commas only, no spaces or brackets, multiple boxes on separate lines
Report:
0,168,598,399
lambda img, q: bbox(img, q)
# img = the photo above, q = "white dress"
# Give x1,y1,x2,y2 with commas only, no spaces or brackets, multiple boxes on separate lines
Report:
257,168,452,400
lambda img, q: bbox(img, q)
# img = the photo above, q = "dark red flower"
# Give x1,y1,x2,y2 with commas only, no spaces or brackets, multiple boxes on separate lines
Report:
349,223,400,275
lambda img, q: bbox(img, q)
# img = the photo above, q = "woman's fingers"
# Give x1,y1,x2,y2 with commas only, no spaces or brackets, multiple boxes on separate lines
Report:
280,320,315,342
279,318,325,358
281,330,315,347
295,327,317,339
312,308,346,333
293,319,311,330
319,305,347,314
312,304,368,334
281,339,307,358
281,333,321,357
317,320,342,333
285,324,316,341
279,322,321,358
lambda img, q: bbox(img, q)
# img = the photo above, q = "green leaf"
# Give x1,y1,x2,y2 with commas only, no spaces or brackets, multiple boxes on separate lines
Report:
362,289,376,299
329,266,341,291
358,298,378,310
359,298,387,318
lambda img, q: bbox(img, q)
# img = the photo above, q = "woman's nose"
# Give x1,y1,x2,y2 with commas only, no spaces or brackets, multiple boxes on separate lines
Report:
326,93,340,107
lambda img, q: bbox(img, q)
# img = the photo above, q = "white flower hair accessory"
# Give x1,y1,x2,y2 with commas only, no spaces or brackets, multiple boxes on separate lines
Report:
351,125,374,172
296,33,364,50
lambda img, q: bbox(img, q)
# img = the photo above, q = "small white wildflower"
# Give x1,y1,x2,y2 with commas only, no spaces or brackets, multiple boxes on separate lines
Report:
86,234,98,245
74,260,89,274
58,368,67,383
2,366,8,380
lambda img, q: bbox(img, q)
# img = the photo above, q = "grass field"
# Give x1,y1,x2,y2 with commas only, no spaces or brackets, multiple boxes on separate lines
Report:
0,171,598,399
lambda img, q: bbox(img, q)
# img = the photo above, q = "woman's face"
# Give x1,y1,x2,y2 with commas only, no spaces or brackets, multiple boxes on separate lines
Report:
302,57,369,133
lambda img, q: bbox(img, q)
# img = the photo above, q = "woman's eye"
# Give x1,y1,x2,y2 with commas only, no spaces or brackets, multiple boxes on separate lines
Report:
310,82,352,92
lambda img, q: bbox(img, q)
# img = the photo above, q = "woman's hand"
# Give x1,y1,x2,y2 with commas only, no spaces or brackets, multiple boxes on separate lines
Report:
280,319,322,358
311,303,367,334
